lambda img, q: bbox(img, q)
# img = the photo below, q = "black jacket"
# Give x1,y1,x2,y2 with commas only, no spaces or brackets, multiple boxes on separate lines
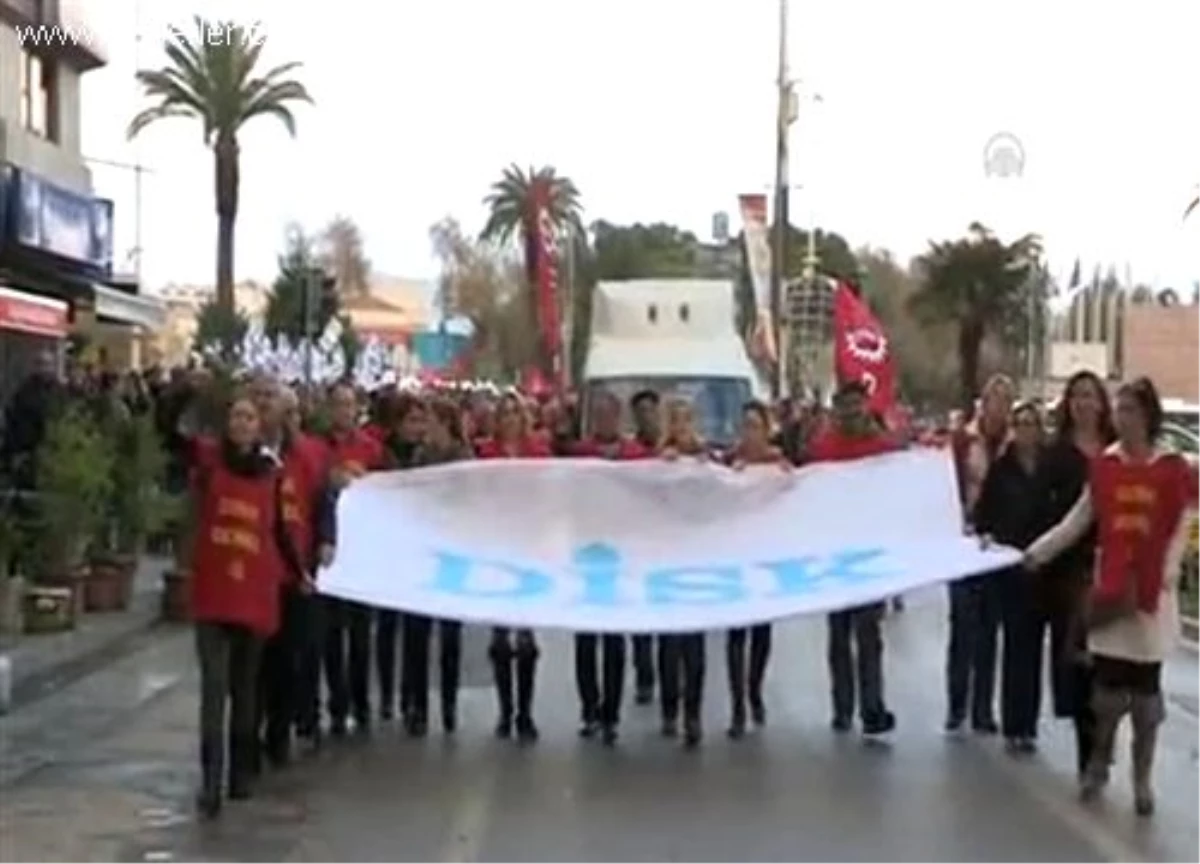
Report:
973,445,1053,549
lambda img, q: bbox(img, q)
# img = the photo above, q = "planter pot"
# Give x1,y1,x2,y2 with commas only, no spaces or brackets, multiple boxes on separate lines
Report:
22,585,76,634
0,575,27,635
84,554,135,613
161,569,191,622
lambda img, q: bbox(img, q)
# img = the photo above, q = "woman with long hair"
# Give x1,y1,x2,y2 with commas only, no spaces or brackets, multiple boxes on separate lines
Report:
1027,377,1196,815
724,400,790,738
973,401,1053,752
190,394,302,818
376,393,427,723
476,392,552,742
657,397,710,747
1042,370,1116,775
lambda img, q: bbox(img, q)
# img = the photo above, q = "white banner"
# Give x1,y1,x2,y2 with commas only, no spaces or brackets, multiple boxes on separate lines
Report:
319,450,1019,633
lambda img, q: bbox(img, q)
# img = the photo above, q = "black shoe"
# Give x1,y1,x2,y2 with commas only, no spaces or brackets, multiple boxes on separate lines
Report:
579,718,601,739
661,717,678,738
380,703,394,722
972,719,999,735
443,706,457,735
228,772,252,801
683,719,702,749
600,724,618,747
196,788,222,819
863,710,896,737
515,715,539,743
749,696,767,727
944,716,965,735
495,716,513,739
405,713,428,738
330,717,348,739
264,738,290,769
353,713,371,736
831,716,853,733
635,685,654,706
727,717,747,740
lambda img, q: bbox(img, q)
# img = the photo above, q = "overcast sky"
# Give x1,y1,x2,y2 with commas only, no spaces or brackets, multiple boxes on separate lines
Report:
79,0,1200,294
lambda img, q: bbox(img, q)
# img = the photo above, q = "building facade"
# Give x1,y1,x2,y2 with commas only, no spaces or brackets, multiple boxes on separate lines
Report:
0,0,162,400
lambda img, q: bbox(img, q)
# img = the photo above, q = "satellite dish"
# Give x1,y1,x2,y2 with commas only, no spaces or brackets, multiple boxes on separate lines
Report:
1158,289,1180,307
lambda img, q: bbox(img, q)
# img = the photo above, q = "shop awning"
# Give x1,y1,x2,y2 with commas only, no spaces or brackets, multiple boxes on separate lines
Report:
0,284,69,338
92,283,166,329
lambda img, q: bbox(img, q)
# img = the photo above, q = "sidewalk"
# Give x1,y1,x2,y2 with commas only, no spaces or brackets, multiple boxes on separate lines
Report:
0,555,170,710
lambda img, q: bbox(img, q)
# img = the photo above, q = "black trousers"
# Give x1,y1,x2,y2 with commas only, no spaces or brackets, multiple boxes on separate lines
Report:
827,603,886,723
196,622,262,790
998,568,1044,738
575,633,626,725
400,614,462,720
376,608,399,712
726,625,771,715
259,587,323,752
658,633,705,723
632,634,655,693
323,596,372,724
490,627,539,721
946,574,1000,726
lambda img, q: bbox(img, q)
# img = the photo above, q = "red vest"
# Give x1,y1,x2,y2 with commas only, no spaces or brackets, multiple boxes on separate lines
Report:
571,437,651,460
475,436,552,459
328,427,385,475
1090,453,1192,613
191,462,284,636
279,434,327,576
807,429,896,463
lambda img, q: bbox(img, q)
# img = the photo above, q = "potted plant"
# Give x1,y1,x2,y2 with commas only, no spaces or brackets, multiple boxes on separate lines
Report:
88,413,170,612
23,406,115,633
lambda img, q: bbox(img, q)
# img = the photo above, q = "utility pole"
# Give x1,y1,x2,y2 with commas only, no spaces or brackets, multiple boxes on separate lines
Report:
770,0,793,400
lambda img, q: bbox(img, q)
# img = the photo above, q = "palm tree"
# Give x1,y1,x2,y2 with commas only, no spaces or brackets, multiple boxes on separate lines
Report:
480,164,585,375
128,17,312,313
909,222,1042,405
1186,191,1198,221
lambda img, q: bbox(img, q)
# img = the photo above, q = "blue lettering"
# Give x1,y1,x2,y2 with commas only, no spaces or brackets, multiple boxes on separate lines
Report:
763,549,891,596
573,542,625,606
645,566,746,605
427,551,551,599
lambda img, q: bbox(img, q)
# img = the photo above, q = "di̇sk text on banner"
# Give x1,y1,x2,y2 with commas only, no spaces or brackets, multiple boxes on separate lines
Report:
318,449,1020,633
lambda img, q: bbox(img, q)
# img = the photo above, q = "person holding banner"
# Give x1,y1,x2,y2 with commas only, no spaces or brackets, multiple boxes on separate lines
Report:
1025,377,1197,817
724,400,789,738
659,397,711,747
476,392,552,742
807,382,898,738
322,380,385,737
254,382,334,764
376,394,427,722
629,389,664,705
190,393,304,818
570,392,652,745
401,398,472,736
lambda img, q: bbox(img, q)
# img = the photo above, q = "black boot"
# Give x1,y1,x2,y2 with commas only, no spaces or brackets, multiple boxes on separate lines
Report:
197,740,223,819
515,649,539,743
490,643,514,739
228,736,254,801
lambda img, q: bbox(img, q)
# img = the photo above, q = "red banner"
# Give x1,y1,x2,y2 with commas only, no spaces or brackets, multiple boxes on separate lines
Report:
832,281,895,416
0,286,69,338
530,185,561,386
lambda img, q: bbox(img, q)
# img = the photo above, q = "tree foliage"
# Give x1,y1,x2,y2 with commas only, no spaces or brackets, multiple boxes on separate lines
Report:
128,16,312,313
590,221,705,280
321,215,371,296
430,218,536,379
909,223,1042,405
194,298,249,360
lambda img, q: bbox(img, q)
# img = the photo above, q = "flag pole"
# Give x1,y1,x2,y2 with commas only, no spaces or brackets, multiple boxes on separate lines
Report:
770,0,791,399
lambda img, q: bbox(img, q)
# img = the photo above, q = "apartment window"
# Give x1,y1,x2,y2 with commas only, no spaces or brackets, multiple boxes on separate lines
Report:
18,48,59,142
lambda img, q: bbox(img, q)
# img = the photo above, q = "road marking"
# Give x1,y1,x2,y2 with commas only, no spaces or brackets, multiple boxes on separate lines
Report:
439,694,499,863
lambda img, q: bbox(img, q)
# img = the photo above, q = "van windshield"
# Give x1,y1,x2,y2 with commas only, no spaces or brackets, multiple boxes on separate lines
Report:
583,376,753,446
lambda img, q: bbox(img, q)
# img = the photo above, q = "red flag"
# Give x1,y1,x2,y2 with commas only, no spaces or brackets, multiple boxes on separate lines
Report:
530,185,562,386
832,281,895,415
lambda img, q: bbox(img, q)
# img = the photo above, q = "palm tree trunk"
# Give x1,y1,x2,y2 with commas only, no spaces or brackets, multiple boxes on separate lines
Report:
958,321,985,409
213,134,240,314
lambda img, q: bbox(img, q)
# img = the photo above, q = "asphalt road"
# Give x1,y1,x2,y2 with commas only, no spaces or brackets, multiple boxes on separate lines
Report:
1,589,1196,863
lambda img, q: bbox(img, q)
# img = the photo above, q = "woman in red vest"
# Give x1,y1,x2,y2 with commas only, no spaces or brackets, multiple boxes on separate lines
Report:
658,397,711,747
476,392,551,742
724,400,791,738
1026,377,1197,816
190,393,302,819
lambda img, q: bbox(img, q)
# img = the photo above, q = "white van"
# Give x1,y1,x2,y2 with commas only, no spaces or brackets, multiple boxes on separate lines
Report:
581,279,766,446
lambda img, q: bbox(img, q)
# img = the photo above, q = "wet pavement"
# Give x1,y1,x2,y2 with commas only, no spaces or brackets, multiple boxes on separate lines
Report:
1,589,1196,863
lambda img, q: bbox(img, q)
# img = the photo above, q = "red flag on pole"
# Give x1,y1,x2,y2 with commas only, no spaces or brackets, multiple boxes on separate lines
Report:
832,280,895,416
